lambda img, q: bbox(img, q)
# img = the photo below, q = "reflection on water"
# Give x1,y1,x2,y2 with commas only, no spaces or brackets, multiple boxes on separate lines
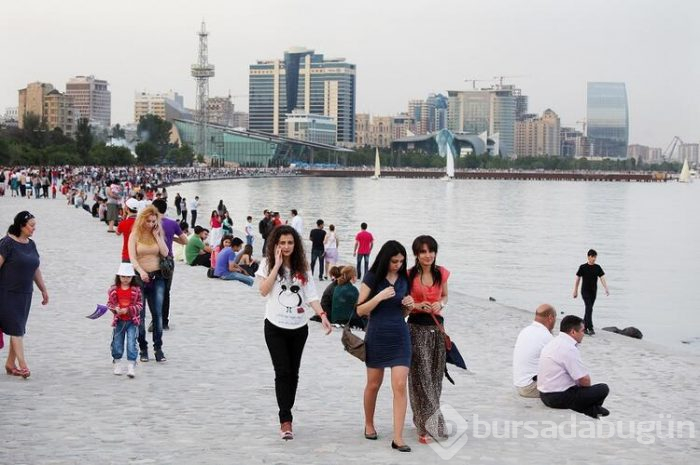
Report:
171,177,700,350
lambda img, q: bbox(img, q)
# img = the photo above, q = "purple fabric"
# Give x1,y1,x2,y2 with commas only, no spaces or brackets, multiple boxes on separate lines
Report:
161,217,183,256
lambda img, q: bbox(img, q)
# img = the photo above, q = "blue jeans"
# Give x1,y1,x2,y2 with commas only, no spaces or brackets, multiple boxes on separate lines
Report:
112,320,138,362
310,248,324,279
356,254,370,279
246,235,254,246
220,271,254,286
138,275,165,352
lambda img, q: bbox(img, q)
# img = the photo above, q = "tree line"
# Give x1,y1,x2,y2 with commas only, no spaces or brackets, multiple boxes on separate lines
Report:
0,113,194,167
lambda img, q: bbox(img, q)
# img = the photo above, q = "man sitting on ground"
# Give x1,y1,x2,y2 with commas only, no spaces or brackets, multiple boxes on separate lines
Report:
538,315,610,418
213,237,254,286
185,226,212,267
512,304,556,398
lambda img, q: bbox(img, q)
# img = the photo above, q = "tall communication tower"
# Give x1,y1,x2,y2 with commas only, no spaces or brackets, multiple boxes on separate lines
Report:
191,21,215,158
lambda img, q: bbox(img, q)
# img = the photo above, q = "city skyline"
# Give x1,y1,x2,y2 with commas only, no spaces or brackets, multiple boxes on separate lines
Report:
1,0,698,149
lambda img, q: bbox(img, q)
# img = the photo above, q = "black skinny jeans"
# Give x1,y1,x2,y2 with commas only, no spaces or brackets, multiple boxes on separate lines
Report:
540,383,609,418
264,319,309,424
582,292,596,330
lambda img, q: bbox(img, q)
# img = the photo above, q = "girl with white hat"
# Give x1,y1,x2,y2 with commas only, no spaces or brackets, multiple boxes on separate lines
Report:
107,262,143,378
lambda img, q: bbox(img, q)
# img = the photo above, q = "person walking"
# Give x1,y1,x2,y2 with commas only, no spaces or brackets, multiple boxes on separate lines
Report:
107,263,142,378
174,193,182,217
353,222,374,280
190,196,199,227
0,211,49,379
309,219,326,280
356,240,414,452
323,224,338,279
180,197,187,223
256,225,332,440
406,235,450,444
572,249,609,335
128,205,169,363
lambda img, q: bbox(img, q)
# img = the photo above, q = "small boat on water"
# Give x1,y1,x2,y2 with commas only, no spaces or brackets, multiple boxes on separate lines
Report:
679,158,691,183
441,143,455,181
371,148,380,180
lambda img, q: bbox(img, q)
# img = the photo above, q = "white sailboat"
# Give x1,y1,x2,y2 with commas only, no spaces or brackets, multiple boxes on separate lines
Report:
679,158,691,183
442,144,455,181
371,148,380,180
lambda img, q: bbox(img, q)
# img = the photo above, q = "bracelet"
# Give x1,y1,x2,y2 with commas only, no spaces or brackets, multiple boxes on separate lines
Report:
317,311,327,318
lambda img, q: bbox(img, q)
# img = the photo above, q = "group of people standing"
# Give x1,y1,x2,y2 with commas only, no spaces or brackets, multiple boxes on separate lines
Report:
256,226,449,452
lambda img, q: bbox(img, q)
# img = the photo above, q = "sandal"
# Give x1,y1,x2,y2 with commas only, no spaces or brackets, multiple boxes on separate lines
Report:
18,367,30,379
5,365,19,375
418,434,432,444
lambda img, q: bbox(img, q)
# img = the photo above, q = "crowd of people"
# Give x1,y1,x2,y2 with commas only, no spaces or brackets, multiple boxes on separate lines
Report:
0,167,613,453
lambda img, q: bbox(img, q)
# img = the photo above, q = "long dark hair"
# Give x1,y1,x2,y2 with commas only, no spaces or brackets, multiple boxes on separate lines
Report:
8,211,34,236
367,240,408,294
114,275,136,287
265,225,310,283
408,235,442,290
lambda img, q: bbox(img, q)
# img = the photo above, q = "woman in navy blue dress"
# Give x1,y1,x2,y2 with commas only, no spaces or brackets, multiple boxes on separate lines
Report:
357,240,414,452
0,211,49,379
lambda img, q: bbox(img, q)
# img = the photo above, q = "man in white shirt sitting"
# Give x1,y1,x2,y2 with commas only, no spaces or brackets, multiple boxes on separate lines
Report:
537,315,610,418
512,304,556,397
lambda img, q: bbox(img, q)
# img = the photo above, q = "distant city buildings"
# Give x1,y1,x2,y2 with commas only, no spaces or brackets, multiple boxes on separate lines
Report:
2,107,18,127
206,95,234,127
249,47,356,145
586,82,629,158
232,111,248,129
65,75,111,127
679,143,699,165
407,93,448,135
515,109,561,157
134,91,189,123
18,82,78,137
354,113,416,148
447,85,525,156
560,127,590,158
286,110,337,145
627,144,665,164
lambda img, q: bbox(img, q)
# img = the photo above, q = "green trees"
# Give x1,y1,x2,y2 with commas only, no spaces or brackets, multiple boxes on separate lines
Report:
75,118,93,163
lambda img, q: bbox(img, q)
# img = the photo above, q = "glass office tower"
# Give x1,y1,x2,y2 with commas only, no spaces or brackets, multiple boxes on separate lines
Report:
586,82,629,158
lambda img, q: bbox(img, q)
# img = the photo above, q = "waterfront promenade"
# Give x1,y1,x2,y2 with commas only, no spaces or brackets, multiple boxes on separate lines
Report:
0,195,697,465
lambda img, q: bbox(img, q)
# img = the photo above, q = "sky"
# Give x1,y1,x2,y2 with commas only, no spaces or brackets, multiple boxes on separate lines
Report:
2,0,698,148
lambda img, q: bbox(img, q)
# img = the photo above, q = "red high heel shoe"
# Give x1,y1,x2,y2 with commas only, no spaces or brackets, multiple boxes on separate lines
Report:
5,365,19,376
18,367,30,379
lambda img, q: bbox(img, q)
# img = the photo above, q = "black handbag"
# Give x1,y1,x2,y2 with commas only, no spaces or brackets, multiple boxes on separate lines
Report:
159,255,174,279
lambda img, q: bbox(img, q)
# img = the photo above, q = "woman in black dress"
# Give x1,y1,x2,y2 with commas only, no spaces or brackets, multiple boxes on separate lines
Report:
356,240,415,452
0,211,49,379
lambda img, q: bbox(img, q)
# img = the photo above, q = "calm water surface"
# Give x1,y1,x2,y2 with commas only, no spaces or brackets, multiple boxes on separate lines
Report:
172,177,700,351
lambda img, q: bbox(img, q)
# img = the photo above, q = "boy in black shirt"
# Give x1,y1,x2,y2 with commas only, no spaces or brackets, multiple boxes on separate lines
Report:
573,249,610,335
309,219,326,280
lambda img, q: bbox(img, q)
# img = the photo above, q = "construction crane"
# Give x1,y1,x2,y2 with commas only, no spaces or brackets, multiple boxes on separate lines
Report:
464,79,489,90
663,136,685,161
493,75,525,87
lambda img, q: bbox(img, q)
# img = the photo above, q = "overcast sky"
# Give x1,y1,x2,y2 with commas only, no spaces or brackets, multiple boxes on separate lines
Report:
2,0,698,148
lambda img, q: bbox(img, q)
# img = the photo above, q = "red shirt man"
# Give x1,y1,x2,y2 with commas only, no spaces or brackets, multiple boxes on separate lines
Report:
353,222,374,280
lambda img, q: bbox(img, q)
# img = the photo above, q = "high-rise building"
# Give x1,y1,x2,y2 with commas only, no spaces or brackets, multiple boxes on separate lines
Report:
232,111,248,129
249,47,356,145
134,91,189,123
44,90,77,137
515,109,560,156
429,93,448,131
355,113,371,146
679,143,699,165
65,75,111,127
286,110,337,145
447,86,521,156
206,96,234,126
586,82,629,158
560,127,590,158
408,99,431,135
18,82,54,128
18,82,77,136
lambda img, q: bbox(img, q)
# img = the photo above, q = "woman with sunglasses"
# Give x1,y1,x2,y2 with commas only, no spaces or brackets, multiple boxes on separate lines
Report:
0,211,49,379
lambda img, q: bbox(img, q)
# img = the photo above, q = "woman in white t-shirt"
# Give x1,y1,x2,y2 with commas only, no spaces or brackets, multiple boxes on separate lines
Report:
323,224,338,279
256,225,332,441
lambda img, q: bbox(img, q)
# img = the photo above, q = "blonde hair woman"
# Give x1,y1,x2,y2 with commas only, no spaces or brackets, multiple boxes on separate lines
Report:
128,205,169,363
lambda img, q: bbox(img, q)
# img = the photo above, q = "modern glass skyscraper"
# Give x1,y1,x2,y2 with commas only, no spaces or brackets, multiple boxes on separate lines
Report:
249,48,356,145
586,82,629,158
